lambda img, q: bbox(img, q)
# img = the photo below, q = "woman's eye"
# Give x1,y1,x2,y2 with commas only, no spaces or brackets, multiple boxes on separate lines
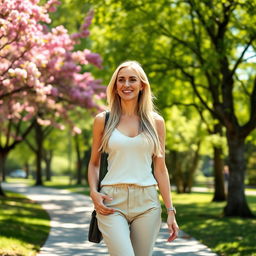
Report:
117,78,137,83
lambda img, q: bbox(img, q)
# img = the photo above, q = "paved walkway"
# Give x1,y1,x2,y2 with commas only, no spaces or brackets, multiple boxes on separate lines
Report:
3,182,218,256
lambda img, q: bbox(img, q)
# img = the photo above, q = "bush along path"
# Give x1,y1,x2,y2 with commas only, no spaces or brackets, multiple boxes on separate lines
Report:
3,182,218,256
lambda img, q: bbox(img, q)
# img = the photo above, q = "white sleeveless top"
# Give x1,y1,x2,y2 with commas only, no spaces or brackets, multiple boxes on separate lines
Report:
101,128,157,186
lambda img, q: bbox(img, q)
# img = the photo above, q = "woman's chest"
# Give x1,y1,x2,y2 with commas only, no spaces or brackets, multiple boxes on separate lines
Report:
108,129,153,153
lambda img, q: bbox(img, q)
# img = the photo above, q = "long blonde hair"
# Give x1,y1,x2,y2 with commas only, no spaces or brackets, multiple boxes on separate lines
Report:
100,60,162,157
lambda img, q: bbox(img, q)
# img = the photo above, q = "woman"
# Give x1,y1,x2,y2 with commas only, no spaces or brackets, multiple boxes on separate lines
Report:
88,61,179,256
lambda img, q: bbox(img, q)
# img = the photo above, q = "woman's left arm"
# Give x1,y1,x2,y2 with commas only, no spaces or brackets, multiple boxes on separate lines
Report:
153,114,179,242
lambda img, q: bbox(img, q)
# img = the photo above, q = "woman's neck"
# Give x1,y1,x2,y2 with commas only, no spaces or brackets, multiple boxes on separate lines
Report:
120,100,139,117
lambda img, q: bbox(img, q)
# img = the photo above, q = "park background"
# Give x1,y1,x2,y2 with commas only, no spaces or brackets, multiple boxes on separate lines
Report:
0,0,256,255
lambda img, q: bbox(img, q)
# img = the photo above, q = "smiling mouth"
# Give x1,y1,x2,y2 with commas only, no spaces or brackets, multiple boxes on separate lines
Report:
122,90,133,93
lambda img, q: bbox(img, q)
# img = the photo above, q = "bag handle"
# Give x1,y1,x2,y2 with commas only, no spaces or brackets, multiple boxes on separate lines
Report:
97,111,110,191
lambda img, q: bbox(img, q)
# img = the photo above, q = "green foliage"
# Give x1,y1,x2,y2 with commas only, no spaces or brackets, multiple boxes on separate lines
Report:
88,0,256,128
6,137,34,172
41,0,91,33
48,0,256,150
164,106,206,152
86,0,256,201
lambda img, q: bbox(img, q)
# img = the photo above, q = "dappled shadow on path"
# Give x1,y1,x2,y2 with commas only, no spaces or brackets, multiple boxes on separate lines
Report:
153,227,217,255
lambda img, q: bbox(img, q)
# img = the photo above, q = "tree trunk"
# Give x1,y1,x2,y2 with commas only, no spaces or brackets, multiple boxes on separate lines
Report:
212,146,226,201
212,123,226,201
24,162,30,179
45,160,51,182
224,134,254,217
44,150,53,181
0,183,5,197
170,150,184,193
0,151,8,182
76,159,83,185
175,164,184,193
186,142,201,193
74,135,82,185
84,148,91,185
0,151,8,196
35,122,43,186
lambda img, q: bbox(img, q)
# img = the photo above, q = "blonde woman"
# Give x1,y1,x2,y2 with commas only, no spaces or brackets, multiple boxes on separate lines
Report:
88,61,179,256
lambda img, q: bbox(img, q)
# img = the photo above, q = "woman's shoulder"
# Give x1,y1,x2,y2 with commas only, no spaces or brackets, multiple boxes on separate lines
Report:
151,111,164,122
151,112,165,133
93,111,109,131
95,110,107,120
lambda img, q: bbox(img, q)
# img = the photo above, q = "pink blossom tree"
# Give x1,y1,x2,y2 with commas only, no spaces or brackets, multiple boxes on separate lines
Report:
0,0,105,194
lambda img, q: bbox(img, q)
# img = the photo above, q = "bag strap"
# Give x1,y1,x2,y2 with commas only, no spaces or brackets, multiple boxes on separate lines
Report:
97,111,110,191
104,111,110,127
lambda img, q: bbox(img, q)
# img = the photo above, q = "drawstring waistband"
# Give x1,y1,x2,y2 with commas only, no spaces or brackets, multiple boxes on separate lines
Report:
101,183,156,189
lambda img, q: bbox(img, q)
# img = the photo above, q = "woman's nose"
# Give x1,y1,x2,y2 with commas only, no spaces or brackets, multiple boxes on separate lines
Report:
124,80,130,87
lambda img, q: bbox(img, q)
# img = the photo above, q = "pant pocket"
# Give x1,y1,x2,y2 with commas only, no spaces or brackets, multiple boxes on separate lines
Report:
100,186,114,200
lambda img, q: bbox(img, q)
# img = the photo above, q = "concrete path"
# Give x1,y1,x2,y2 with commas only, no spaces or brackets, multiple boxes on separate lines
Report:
3,182,218,256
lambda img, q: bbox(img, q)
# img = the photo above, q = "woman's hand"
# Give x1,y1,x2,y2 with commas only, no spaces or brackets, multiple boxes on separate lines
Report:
90,191,115,215
167,212,179,242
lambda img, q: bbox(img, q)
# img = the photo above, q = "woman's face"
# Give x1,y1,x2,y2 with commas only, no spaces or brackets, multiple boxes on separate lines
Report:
116,67,143,101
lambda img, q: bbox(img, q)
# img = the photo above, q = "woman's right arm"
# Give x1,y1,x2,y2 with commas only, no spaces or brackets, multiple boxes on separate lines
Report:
88,112,115,215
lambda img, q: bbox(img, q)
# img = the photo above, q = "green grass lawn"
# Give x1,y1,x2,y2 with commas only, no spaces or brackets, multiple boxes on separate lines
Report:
4,176,256,256
166,192,256,256
0,191,50,256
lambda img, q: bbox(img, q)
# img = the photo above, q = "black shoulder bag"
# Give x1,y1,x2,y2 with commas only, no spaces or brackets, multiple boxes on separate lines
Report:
88,111,110,243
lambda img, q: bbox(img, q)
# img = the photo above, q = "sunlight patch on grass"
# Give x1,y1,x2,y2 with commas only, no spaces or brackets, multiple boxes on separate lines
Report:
0,191,50,256
0,237,35,256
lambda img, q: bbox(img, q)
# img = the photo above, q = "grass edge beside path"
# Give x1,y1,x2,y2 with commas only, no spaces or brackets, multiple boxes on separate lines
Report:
0,190,50,256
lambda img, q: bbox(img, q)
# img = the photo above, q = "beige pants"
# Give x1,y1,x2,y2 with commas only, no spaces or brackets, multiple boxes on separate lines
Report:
97,184,162,256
